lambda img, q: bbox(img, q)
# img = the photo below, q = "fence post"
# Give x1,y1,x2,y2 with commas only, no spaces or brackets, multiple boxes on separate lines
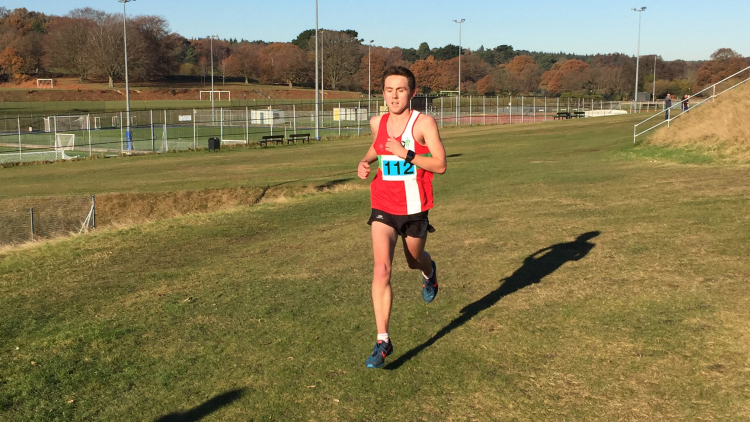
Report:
164,110,168,151
469,96,472,126
509,96,513,124
54,115,58,152
338,102,341,136
521,97,524,123
533,96,536,122
440,97,444,128
119,111,124,154
220,107,224,141
92,195,96,229
88,113,92,156
30,208,34,242
483,96,486,125
357,101,361,136
150,110,155,152
193,109,197,149
496,96,499,124
246,106,249,145
17,117,22,162
293,104,297,135
544,97,547,121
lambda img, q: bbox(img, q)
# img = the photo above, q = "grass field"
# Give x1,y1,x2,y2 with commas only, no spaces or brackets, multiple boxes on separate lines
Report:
1,114,750,420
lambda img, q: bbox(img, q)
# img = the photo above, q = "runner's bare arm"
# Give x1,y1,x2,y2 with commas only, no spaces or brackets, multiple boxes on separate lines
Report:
357,116,382,179
411,115,446,174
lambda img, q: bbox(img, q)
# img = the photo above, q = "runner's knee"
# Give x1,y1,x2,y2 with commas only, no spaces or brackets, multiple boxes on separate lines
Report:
373,263,392,281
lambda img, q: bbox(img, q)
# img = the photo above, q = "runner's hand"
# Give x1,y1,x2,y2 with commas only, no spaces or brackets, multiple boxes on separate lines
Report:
385,137,407,159
358,160,370,179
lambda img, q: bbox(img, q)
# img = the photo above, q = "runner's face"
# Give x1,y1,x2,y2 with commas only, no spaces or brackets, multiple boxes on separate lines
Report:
383,75,414,114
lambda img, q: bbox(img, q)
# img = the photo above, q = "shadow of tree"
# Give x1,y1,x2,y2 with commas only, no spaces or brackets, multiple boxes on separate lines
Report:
154,388,246,422
385,231,600,370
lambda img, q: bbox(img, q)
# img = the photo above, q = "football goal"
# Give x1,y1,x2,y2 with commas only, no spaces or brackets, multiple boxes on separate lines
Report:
200,90,231,101
0,150,72,164
36,78,54,89
55,133,76,151
44,115,90,133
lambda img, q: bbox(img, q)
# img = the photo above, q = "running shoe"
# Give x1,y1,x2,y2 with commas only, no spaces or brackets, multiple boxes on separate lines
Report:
422,260,438,303
365,339,393,368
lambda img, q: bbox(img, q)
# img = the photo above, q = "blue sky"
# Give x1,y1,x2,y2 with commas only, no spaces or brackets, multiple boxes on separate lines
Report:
9,0,748,61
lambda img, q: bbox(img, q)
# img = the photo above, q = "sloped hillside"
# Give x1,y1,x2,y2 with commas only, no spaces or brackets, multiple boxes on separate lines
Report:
648,82,750,161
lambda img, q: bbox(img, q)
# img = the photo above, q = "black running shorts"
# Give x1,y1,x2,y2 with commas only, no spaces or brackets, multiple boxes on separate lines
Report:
367,208,436,238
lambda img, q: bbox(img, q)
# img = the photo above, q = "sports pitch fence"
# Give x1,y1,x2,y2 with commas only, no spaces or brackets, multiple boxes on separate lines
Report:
0,97,624,164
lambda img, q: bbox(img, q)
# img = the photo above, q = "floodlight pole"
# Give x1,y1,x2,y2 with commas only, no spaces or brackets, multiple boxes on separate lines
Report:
314,0,319,140
453,19,465,96
210,34,218,113
368,40,374,113
652,54,657,102
632,7,646,113
119,0,134,150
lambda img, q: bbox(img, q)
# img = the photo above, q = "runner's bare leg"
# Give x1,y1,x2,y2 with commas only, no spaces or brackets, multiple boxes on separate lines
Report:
371,222,398,334
403,235,432,275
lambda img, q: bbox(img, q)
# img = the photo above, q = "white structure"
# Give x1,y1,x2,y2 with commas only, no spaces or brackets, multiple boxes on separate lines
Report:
250,109,285,125
200,90,231,101
333,107,368,121
36,79,54,88
44,115,90,133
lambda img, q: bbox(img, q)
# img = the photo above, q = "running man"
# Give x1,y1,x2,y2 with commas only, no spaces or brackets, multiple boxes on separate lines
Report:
357,66,447,368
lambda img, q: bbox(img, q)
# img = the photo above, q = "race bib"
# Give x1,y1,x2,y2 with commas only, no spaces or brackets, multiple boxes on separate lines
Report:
380,155,417,181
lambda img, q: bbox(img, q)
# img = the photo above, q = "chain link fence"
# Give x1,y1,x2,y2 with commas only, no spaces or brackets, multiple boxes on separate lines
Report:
0,196,94,245
0,97,625,165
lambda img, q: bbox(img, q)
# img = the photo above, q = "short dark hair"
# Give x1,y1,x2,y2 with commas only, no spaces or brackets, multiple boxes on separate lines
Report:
383,66,416,92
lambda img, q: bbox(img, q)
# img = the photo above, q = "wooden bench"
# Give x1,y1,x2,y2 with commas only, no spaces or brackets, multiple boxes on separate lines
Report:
572,111,586,118
260,135,284,147
287,133,310,144
554,111,570,120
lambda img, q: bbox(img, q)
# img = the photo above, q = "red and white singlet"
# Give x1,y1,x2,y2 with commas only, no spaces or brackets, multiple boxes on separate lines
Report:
370,110,434,215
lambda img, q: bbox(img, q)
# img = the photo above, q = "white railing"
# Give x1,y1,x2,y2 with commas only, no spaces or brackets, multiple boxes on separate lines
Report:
633,65,750,143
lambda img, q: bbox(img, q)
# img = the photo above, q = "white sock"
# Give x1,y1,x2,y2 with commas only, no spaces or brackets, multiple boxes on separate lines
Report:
422,268,434,280
377,333,389,343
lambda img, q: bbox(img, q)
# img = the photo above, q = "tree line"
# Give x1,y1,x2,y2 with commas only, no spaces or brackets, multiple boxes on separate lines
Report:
1,7,748,100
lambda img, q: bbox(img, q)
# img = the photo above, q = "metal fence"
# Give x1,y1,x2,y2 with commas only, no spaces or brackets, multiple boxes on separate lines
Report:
0,97,624,164
0,195,95,245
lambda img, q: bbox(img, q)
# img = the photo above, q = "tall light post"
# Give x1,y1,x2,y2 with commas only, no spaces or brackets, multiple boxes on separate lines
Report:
632,7,646,113
314,0,319,140
453,19,465,96
652,54,657,102
119,0,134,150
368,40,374,113
209,34,219,113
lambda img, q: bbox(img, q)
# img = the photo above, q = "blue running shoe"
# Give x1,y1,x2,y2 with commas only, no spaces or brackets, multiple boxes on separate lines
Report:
422,260,438,303
365,340,393,368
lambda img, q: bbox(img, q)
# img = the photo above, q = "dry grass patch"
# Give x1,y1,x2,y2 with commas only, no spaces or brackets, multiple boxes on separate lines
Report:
648,82,750,162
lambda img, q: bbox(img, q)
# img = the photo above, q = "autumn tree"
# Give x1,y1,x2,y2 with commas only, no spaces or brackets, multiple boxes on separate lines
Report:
0,46,24,82
311,30,362,90
504,55,541,94
410,55,452,93
45,17,93,81
259,43,308,87
224,43,260,84
695,48,748,90
541,59,591,95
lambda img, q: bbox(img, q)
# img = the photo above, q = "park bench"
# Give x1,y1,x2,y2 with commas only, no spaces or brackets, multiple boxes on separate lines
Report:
260,135,284,147
287,133,310,144
554,111,571,120
573,111,586,118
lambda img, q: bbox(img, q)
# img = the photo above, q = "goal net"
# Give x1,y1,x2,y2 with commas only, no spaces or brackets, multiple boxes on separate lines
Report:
44,115,90,133
0,150,72,164
199,91,231,101
36,78,54,89
55,134,76,151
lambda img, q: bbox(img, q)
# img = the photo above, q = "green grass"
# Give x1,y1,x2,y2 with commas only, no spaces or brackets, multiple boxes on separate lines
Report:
2,115,750,420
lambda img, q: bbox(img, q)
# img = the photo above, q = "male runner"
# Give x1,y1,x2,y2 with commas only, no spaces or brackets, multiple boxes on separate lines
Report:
357,66,447,368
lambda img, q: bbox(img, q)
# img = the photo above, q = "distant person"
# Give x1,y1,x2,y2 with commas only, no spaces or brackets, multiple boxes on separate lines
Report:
664,92,672,120
682,94,689,112
357,66,447,368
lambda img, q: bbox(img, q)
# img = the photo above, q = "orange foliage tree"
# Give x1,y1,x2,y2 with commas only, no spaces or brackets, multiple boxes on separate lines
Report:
0,46,25,83
504,55,541,93
695,48,748,90
541,59,590,95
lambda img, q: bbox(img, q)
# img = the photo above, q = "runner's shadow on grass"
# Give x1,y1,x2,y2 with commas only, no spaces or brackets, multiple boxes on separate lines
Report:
154,388,246,422
316,178,354,190
384,231,601,370
446,153,463,158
